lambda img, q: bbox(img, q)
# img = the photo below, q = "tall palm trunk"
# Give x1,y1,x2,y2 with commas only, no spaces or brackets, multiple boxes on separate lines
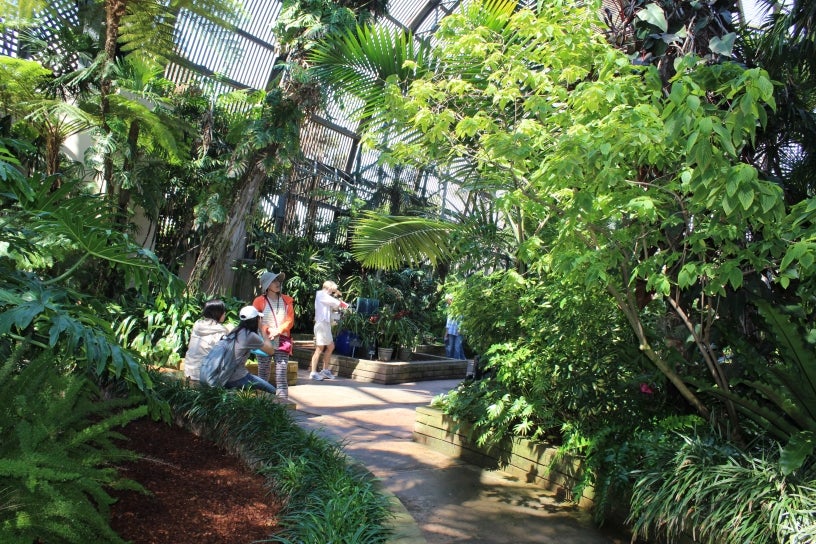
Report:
101,0,127,200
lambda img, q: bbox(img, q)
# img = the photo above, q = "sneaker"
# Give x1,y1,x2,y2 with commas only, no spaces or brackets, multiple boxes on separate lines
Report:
320,369,336,380
309,371,324,381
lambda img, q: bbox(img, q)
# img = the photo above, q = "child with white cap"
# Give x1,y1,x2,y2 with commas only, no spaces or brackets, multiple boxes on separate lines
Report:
221,305,278,394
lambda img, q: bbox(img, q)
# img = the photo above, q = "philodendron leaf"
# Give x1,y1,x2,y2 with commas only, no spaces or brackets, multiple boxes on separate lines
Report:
0,301,46,333
709,33,736,57
637,4,668,32
780,431,815,475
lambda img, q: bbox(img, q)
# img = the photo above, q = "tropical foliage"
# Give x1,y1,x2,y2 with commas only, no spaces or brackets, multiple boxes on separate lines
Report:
311,0,816,539
0,349,147,543
336,269,440,350
0,141,179,402
0,1,399,534
628,430,816,544
3,0,816,541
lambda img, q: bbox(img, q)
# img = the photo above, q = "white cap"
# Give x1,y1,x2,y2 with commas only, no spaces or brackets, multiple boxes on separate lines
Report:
239,306,261,320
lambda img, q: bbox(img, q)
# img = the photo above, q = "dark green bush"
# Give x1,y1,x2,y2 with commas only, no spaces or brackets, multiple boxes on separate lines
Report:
0,348,147,543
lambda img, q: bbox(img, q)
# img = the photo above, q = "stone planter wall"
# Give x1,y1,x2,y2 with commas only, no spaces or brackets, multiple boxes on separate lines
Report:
290,345,468,384
413,406,595,508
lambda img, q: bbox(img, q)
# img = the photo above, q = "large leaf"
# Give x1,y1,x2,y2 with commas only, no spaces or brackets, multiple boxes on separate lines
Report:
309,23,433,128
351,212,457,270
781,431,816,475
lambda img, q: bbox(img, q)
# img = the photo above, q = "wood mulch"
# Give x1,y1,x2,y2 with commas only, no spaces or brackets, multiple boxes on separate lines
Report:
109,418,283,544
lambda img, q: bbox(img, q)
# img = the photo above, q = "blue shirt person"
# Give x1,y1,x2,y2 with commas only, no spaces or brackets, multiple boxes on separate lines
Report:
444,295,466,360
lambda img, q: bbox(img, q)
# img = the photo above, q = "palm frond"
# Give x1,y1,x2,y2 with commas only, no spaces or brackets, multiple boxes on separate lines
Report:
350,212,458,270
118,0,245,66
24,99,98,139
308,23,432,125
107,94,180,161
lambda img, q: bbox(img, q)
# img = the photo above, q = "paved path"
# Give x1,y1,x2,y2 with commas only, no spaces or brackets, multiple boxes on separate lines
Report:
285,369,629,544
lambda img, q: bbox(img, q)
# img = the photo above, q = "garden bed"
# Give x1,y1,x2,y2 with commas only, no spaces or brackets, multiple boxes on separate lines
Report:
110,418,282,543
291,341,468,384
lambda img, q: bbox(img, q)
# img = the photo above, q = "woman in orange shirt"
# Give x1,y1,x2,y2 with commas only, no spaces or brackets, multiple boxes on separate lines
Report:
252,271,295,398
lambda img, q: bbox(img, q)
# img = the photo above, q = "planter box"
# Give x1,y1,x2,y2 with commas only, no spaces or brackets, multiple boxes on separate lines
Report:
413,405,595,508
415,343,446,356
291,346,468,384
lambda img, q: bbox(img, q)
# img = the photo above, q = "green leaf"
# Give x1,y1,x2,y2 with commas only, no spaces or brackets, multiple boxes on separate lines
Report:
780,431,815,475
722,195,735,215
728,266,743,289
637,4,668,32
779,241,808,272
737,188,755,210
709,33,736,57
351,213,458,270
455,116,483,138
0,301,46,334
685,95,700,111
678,264,697,288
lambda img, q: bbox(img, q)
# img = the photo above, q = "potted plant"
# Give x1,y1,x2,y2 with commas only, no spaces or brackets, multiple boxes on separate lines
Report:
370,307,419,360
377,309,396,360
393,312,419,360
336,309,374,358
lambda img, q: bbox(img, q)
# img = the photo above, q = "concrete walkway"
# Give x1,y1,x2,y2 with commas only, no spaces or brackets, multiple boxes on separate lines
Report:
285,368,629,544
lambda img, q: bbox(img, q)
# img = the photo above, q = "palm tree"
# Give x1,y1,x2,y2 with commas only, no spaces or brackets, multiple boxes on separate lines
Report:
0,56,96,179
733,0,816,205
185,0,390,294
1,0,241,193
308,0,528,273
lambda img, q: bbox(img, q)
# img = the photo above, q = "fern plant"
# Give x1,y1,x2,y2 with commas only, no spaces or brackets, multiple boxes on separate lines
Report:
0,346,147,543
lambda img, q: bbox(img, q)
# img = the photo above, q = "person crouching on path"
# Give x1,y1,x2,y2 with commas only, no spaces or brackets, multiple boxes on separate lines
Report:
252,271,294,398
183,299,229,383
310,280,348,381
223,306,278,395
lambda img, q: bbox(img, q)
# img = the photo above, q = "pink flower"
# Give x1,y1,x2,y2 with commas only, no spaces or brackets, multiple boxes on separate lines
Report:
640,383,654,395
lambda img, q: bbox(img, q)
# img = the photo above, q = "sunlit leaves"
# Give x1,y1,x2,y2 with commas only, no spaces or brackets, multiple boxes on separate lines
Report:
350,212,457,270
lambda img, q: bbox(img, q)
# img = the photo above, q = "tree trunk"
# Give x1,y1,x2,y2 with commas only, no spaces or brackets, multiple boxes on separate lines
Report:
187,150,275,296
102,0,127,199
607,282,712,419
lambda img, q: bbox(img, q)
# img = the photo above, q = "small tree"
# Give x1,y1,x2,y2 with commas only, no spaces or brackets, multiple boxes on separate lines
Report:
321,1,816,444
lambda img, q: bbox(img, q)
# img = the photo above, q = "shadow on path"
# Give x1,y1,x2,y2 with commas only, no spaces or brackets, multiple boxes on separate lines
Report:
287,369,630,544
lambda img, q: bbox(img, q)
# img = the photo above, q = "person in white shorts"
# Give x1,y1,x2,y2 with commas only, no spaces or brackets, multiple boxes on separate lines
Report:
310,280,348,380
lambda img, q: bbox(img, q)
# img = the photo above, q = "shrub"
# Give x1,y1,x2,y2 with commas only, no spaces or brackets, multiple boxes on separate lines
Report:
628,430,816,544
0,348,147,543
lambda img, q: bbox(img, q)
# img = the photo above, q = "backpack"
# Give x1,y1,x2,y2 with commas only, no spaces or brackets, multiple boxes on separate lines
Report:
199,335,238,387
